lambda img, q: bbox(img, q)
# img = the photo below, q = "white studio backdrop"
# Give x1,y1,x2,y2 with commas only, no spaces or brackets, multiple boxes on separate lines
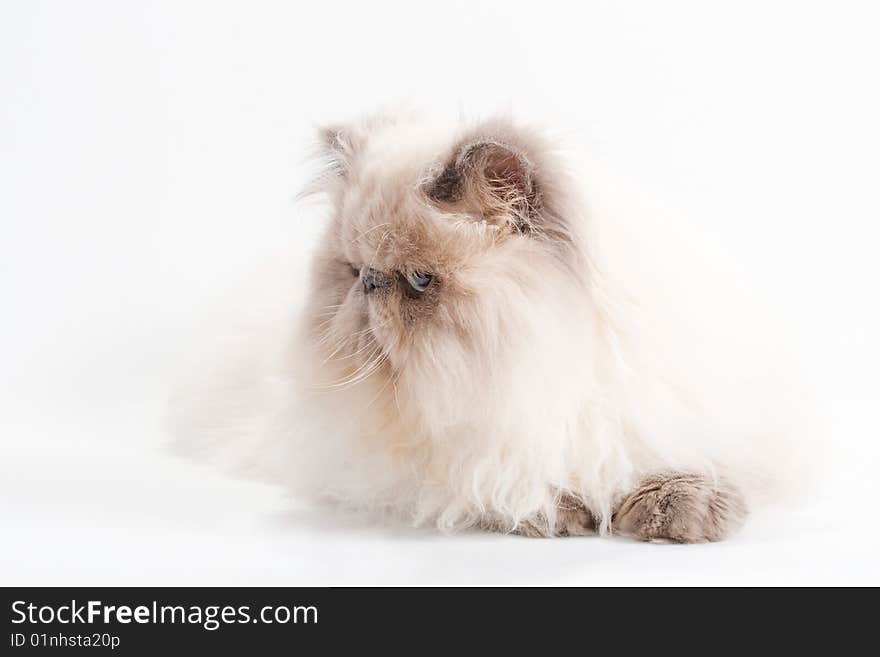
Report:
1,1,878,584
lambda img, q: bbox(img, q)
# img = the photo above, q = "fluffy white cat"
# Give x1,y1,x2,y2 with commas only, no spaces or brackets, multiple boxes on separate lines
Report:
171,112,811,542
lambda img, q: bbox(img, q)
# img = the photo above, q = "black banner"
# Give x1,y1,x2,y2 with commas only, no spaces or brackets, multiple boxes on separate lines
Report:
1,587,868,653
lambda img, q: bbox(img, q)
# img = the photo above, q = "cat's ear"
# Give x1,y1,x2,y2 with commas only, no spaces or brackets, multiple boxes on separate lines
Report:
297,124,363,199
309,112,404,192
425,133,541,231
318,124,358,179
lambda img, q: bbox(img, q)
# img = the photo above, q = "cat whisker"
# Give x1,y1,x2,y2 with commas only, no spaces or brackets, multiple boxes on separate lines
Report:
350,222,391,245
316,319,389,361
311,349,387,390
366,229,393,272
362,358,402,412
332,335,382,362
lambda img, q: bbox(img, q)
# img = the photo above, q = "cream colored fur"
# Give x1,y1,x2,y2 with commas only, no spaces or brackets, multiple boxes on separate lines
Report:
170,112,810,538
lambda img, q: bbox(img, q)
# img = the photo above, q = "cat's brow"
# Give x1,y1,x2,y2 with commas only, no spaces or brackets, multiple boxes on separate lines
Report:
349,222,391,245
366,229,393,272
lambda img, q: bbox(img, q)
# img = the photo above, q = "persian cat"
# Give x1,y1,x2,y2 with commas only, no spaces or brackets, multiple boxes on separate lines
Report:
173,113,807,543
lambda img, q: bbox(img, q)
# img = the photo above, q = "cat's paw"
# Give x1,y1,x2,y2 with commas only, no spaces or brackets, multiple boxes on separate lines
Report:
553,495,597,537
482,495,596,537
511,495,596,538
612,473,747,543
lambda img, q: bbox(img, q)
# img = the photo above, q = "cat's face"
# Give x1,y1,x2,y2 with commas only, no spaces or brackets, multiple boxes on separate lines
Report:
303,116,584,428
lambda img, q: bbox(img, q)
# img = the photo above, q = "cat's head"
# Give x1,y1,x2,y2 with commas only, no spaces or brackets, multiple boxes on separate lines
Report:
302,114,591,432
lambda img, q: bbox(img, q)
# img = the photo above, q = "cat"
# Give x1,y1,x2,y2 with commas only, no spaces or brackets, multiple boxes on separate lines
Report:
172,112,806,543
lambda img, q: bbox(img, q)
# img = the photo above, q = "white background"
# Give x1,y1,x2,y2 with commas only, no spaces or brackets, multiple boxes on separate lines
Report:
1,0,878,585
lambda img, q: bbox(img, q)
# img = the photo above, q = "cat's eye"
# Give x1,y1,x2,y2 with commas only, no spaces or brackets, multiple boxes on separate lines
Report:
404,271,433,293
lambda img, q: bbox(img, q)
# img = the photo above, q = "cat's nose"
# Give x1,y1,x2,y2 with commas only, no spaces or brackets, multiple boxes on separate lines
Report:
361,267,391,294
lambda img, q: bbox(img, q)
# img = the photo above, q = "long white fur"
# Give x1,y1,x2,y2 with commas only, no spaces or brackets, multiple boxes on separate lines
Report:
170,112,812,536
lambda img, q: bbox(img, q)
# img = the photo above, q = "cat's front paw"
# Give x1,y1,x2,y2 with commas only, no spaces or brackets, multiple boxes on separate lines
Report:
518,495,597,537
612,473,747,543
485,495,596,538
